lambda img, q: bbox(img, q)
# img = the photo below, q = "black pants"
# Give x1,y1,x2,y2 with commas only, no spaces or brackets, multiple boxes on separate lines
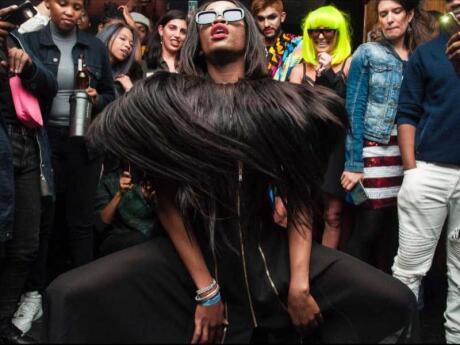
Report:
345,207,399,273
47,126,102,269
0,125,41,320
24,197,54,293
45,238,419,344
98,231,148,257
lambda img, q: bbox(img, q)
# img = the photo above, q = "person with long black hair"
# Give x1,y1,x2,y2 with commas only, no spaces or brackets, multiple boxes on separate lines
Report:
144,9,187,74
45,1,417,343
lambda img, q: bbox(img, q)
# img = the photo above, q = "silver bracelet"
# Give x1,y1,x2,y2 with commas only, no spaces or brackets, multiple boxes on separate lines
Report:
196,279,217,296
195,284,220,302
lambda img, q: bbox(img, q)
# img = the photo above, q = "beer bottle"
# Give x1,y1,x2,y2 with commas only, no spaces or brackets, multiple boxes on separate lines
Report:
75,54,90,90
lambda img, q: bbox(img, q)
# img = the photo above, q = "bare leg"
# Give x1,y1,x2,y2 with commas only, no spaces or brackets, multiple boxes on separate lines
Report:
322,195,342,249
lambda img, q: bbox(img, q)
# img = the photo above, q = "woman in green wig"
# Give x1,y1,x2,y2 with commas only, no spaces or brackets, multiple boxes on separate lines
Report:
290,5,352,249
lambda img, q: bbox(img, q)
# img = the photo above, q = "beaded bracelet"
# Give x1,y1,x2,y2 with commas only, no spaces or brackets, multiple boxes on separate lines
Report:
195,284,220,302
196,279,217,296
201,292,222,307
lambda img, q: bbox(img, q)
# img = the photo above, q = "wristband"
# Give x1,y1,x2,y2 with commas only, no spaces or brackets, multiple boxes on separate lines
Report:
201,292,221,307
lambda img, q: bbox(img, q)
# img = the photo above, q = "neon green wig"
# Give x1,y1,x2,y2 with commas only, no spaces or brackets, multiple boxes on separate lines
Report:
302,5,352,66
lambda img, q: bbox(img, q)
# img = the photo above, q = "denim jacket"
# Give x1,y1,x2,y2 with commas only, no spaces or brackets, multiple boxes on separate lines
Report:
20,24,115,160
21,24,115,114
345,42,405,172
0,32,57,241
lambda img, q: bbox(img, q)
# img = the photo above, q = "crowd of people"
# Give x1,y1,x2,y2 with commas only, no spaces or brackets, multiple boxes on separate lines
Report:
0,0,460,343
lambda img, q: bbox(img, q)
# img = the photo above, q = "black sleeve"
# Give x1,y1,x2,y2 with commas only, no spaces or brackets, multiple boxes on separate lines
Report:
13,31,58,107
94,40,116,113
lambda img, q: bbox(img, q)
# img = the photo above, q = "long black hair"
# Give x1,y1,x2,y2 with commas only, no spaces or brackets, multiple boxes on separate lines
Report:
88,72,347,249
180,0,268,79
144,10,187,70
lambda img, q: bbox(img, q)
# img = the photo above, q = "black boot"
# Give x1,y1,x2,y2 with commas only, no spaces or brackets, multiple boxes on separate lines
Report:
0,322,37,344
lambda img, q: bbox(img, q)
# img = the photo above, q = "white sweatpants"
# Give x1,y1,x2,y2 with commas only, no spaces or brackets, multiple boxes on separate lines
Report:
392,161,460,344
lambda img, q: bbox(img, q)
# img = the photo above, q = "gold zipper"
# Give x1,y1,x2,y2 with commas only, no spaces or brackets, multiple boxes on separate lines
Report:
258,244,288,312
237,161,258,327
221,302,229,344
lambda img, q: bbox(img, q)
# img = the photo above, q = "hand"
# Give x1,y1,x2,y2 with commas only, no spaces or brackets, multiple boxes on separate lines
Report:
340,171,364,191
119,171,133,193
273,196,288,228
288,284,323,335
141,180,156,201
447,32,460,62
192,302,229,344
118,5,136,29
115,74,134,92
316,52,332,76
86,87,99,106
5,47,32,74
0,5,18,41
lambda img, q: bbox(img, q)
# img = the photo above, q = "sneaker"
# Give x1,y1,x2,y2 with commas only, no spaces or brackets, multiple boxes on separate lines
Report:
12,292,43,335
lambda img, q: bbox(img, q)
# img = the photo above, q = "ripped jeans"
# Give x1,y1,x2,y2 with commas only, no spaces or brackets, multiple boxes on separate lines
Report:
392,161,460,344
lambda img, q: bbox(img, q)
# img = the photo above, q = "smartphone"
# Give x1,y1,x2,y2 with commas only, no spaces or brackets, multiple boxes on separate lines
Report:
440,12,460,38
0,1,37,27
350,181,369,205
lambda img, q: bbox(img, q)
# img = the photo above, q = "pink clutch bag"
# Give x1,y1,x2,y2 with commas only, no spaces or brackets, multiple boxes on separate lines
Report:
9,75,43,129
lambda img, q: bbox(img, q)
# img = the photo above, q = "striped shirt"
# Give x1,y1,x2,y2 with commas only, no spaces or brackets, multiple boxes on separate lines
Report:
362,126,402,209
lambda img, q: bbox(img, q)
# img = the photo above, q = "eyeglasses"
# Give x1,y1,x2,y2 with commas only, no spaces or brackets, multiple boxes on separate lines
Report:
195,8,245,25
307,28,337,39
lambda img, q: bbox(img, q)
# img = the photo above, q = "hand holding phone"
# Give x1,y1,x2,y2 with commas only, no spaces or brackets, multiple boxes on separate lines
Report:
350,181,369,206
0,1,37,27
443,12,460,76
0,5,19,49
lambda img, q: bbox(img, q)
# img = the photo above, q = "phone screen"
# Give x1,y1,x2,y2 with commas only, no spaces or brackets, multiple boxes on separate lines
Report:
350,181,369,205
440,12,460,38
1,1,37,27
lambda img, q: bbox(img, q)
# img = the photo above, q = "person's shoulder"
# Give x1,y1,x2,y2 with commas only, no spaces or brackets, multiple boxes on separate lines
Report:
78,30,107,49
415,34,445,53
357,42,386,55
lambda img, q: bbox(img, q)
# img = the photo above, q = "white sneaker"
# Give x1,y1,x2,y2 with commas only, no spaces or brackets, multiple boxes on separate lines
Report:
12,291,43,335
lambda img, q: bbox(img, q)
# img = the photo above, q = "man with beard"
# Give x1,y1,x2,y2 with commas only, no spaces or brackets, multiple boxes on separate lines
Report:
251,0,301,80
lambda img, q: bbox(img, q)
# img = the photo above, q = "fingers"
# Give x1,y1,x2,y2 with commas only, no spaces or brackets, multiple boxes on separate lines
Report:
8,48,28,74
191,320,202,344
447,40,460,60
201,322,209,344
0,5,18,17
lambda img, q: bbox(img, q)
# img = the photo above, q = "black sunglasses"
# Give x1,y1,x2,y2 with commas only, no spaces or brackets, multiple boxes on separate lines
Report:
195,8,245,25
307,28,337,39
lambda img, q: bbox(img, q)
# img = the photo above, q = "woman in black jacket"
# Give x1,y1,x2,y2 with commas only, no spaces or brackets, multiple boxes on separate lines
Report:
0,3,57,343
21,0,115,271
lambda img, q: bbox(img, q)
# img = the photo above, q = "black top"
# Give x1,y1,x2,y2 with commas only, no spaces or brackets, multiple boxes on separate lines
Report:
302,61,347,99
